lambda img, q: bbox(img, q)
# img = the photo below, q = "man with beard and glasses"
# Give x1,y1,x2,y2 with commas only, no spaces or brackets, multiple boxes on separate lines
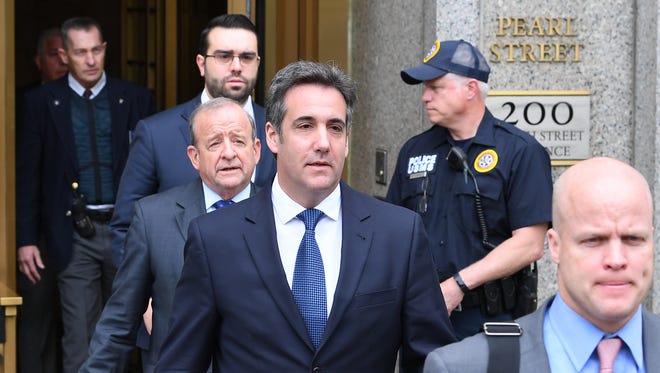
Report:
107,13,276,362
110,13,275,267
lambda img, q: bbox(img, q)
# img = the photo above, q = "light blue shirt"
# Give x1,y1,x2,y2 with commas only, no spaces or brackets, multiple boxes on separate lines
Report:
202,181,251,212
68,71,106,98
543,294,645,372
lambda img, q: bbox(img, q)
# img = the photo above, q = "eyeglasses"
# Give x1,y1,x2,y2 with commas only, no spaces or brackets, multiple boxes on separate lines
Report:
204,52,260,66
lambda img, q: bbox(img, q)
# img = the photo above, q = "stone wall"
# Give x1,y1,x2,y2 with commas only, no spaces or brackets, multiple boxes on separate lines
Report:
349,1,660,310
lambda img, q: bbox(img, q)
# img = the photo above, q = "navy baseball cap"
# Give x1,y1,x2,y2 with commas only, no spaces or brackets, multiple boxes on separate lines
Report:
401,39,490,84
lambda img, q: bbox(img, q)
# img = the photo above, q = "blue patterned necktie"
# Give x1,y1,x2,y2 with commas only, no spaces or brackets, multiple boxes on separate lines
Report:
292,208,326,349
212,199,234,210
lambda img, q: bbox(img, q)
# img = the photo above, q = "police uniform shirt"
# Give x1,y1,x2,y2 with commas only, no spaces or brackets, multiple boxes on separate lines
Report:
386,109,552,282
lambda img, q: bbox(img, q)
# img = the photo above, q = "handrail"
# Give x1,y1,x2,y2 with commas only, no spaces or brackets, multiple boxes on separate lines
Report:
0,281,22,373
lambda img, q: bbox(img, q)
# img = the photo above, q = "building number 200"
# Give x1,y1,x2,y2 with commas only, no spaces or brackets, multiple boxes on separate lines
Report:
500,101,573,126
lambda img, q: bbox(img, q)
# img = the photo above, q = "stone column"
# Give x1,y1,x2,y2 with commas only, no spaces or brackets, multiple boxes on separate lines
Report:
349,1,660,310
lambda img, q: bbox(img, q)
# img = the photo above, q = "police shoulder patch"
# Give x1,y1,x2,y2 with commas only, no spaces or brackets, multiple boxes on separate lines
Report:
423,40,441,63
474,149,498,173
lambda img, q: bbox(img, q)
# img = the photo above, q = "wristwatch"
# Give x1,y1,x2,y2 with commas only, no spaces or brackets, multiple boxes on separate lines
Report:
453,273,470,294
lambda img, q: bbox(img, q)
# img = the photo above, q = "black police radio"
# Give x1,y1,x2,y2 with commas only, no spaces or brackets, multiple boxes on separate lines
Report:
71,182,95,238
446,146,495,250
446,146,538,318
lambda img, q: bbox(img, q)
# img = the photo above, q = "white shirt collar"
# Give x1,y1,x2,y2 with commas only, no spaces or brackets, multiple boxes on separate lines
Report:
202,180,251,212
200,88,255,121
271,175,341,225
68,71,106,98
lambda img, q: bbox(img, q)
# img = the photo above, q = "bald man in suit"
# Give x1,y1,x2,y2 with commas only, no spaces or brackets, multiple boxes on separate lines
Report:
424,157,660,372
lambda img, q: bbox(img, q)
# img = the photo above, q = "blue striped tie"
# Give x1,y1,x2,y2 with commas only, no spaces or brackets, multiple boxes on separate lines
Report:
292,208,326,349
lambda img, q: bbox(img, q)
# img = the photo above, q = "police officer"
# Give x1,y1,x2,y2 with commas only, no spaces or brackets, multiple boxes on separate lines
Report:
386,39,552,339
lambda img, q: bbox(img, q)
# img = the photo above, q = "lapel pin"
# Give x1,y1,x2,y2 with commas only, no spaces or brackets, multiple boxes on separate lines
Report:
53,100,60,106
119,98,124,104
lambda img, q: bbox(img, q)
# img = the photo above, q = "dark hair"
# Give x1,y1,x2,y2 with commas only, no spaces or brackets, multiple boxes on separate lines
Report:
198,14,257,55
61,17,104,49
266,61,357,136
35,28,61,55
189,97,256,147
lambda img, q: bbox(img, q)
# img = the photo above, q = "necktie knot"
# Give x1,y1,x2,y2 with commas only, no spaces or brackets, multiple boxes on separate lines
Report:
83,89,93,99
597,337,622,372
212,199,234,210
297,208,324,231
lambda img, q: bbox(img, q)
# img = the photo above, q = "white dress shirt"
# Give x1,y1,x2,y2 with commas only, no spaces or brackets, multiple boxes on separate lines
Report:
271,176,342,317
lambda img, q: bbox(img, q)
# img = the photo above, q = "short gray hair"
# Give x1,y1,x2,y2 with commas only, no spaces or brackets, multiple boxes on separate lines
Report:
61,17,104,50
189,97,256,146
266,60,357,136
445,72,490,100
36,28,61,55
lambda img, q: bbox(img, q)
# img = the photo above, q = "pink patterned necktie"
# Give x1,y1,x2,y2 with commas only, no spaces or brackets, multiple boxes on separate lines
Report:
597,337,622,372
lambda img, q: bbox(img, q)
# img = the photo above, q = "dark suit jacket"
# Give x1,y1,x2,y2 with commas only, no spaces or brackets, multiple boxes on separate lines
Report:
423,296,660,372
81,180,257,373
156,182,456,373
16,75,155,272
109,95,276,265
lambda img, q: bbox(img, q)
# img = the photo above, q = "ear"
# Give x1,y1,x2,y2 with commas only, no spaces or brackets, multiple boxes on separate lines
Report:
265,122,280,155
196,54,206,78
186,145,201,171
344,129,350,158
465,79,479,100
58,48,69,65
253,138,262,164
547,228,561,265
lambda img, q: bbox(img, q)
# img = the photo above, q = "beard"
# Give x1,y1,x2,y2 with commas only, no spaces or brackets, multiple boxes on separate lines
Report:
207,74,257,104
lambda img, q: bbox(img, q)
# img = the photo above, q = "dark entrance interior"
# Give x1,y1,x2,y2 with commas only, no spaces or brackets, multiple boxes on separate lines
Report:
15,0,229,110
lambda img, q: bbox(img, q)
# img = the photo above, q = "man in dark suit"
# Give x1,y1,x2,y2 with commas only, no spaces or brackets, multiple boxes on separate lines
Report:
15,27,68,373
16,17,155,373
110,14,276,267
80,97,260,373
424,157,660,372
156,61,456,373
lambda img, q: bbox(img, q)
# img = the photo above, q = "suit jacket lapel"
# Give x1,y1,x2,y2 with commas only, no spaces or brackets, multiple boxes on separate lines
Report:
519,297,553,372
174,179,206,240
174,180,255,239
107,78,132,177
322,183,372,347
642,309,660,370
243,188,312,348
49,78,78,177
177,96,201,144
